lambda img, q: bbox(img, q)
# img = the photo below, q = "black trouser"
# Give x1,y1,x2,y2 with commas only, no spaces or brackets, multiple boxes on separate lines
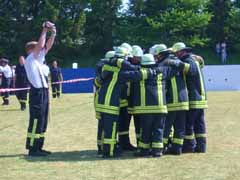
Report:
26,86,49,151
97,112,103,152
101,113,118,157
118,107,140,147
118,107,131,146
138,114,166,152
163,111,186,151
51,84,61,98
133,115,140,146
16,89,28,109
1,78,11,104
183,109,207,152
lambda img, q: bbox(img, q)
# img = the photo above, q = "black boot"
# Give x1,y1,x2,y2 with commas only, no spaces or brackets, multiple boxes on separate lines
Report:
164,146,182,155
183,140,196,153
97,145,103,155
40,149,52,154
21,103,26,111
195,138,207,153
2,99,9,105
151,148,163,157
134,149,151,157
121,143,137,151
195,144,206,153
119,135,137,151
102,144,122,158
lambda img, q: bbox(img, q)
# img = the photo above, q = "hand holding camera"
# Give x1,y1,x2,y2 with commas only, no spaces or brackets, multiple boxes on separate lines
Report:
43,21,55,29
42,21,56,36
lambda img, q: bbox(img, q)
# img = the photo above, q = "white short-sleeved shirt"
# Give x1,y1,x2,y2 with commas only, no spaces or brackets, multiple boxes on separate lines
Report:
0,65,12,78
24,49,48,88
42,64,50,77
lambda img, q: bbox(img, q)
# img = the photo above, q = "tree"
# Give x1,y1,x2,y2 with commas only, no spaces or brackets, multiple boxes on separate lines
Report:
208,0,232,44
123,0,211,48
0,0,88,63
85,0,122,53
225,4,240,46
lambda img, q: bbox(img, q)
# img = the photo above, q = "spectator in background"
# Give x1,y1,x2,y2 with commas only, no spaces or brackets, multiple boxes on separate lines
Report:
221,41,226,50
0,58,12,105
221,48,227,64
42,62,50,83
15,56,29,111
50,60,63,98
215,42,221,56
221,41,227,64
10,65,16,93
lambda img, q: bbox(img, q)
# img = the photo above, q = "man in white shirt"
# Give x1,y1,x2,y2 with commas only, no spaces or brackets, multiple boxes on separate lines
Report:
0,58,12,105
24,21,56,157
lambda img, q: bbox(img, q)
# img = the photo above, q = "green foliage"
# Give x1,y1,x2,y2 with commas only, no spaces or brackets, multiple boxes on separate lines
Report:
146,2,211,47
85,0,122,53
0,0,240,66
0,0,88,64
226,7,240,45
207,0,232,43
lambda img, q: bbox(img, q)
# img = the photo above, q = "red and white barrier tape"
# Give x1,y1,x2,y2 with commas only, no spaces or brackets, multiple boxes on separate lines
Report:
0,77,94,93
51,77,94,84
0,87,30,93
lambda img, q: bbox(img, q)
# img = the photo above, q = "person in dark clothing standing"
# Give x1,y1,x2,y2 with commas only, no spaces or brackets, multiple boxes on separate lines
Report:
50,60,62,98
15,56,29,111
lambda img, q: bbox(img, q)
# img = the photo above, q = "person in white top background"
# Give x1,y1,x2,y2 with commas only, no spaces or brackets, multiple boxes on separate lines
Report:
221,41,227,64
42,62,50,83
24,21,56,157
0,58,12,105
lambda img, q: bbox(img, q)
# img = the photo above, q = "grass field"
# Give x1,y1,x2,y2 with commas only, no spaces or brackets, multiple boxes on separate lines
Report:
1,92,240,180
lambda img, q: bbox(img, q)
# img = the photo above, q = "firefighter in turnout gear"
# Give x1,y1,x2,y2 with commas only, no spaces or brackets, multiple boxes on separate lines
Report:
123,45,143,148
0,58,12,105
118,44,142,151
95,46,157,158
172,42,208,153
118,81,136,151
15,56,29,111
50,60,63,98
95,50,116,155
152,44,198,155
129,54,191,157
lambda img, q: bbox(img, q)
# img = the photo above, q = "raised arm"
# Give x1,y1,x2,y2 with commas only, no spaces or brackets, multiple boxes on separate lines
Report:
33,27,48,58
45,26,56,54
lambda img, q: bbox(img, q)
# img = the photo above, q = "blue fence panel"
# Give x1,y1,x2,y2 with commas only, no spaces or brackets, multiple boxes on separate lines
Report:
202,65,240,91
61,65,240,93
61,68,95,93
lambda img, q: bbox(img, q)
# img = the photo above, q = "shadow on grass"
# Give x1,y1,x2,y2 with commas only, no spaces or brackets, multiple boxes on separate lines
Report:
0,150,137,162
0,109,20,112
23,150,136,162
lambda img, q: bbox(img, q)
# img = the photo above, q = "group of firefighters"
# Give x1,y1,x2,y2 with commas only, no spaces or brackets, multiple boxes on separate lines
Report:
94,42,207,158
0,21,207,158
0,57,63,110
